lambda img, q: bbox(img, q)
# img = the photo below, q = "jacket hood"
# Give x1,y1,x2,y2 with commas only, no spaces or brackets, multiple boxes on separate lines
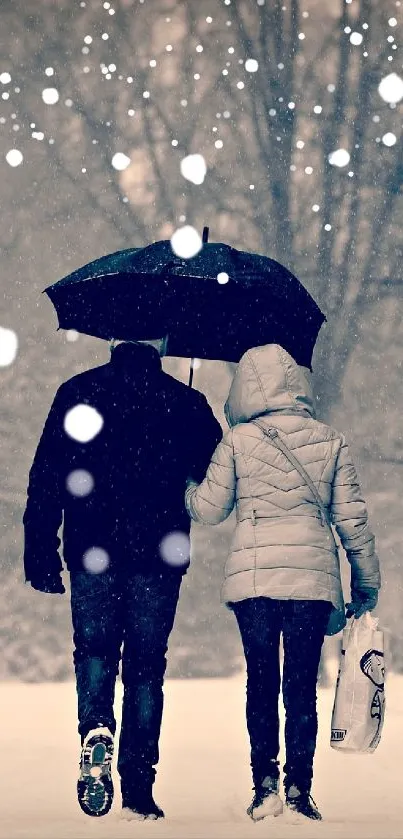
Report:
224,344,315,427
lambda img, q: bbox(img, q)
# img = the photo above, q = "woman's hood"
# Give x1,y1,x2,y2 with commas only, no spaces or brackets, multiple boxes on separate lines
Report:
224,344,316,427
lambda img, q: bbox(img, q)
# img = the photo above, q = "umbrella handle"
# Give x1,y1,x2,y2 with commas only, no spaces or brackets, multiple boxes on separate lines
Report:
189,358,195,388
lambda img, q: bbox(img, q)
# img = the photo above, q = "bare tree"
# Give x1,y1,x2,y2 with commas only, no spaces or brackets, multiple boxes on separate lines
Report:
1,0,402,678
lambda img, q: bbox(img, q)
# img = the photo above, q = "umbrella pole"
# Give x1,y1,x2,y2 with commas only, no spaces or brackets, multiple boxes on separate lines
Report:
189,358,195,388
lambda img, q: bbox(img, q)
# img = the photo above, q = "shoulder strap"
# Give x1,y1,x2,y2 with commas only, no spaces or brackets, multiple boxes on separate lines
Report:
252,419,332,530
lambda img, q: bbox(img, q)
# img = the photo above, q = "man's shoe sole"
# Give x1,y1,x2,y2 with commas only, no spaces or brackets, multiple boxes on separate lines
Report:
77,735,114,817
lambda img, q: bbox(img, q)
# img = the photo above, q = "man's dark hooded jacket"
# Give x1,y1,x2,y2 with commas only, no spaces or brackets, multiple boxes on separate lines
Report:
23,342,222,589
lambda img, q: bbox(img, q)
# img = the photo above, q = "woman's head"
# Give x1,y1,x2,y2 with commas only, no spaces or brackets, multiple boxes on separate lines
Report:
224,344,315,427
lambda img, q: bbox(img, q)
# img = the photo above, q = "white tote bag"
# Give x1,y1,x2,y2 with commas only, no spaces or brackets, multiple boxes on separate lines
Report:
330,612,385,753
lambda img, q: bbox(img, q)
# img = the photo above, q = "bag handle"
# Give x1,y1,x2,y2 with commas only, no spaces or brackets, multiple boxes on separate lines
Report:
252,419,334,537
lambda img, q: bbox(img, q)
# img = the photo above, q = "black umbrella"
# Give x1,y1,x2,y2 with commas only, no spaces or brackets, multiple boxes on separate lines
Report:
44,228,325,370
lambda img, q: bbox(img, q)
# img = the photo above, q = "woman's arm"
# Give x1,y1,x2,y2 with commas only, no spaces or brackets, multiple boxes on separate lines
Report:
185,430,236,525
331,436,380,592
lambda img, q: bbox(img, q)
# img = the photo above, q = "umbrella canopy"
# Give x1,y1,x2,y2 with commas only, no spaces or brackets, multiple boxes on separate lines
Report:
44,236,325,369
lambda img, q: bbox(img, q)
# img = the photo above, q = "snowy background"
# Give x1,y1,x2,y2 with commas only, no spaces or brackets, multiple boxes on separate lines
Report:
0,0,402,679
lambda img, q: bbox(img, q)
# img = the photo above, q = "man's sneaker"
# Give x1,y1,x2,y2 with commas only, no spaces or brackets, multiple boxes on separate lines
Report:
121,792,164,821
77,727,114,817
285,784,322,822
247,776,283,821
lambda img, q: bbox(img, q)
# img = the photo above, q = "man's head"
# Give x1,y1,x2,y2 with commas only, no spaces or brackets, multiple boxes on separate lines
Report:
110,337,168,357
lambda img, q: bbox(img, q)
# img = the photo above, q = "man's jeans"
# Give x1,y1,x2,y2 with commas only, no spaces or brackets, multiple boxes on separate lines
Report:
70,566,181,793
232,598,331,793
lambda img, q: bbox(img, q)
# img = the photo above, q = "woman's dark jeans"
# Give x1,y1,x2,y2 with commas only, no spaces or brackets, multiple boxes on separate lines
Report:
70,566,181,794
232,598,331,794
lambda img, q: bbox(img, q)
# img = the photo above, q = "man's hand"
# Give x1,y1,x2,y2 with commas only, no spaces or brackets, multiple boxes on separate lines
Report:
346,587,378,620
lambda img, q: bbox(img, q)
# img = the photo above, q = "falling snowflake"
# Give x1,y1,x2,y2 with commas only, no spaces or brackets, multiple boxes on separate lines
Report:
64,404,104,443
180,154,207,185
328,148,350,167
111,152,131,170
350,32,363,45
0,327,18,366
378,73,403,104
160,531,190,567
170,226,202,259
66,329,79,341
245,59,259,72
42,88,59,105
0,72,11,84
5,149,23,167
45,67,54,76
83,547,109,574
66,470,94,497
382,132,397,146
217,272,229,284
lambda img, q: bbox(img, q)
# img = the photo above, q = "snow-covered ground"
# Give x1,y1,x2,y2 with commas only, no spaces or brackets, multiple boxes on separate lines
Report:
2,672,402,838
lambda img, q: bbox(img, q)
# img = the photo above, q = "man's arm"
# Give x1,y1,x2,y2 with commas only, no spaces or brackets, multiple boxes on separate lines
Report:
187,392,223,483
23,387,66,592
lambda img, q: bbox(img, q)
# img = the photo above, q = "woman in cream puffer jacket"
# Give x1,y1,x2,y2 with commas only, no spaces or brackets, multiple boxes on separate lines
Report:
185,344,380,822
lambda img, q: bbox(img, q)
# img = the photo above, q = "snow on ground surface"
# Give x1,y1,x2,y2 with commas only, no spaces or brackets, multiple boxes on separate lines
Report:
1,673,403,839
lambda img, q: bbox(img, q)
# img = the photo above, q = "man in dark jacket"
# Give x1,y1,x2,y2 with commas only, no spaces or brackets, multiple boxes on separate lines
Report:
23,340,221,820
